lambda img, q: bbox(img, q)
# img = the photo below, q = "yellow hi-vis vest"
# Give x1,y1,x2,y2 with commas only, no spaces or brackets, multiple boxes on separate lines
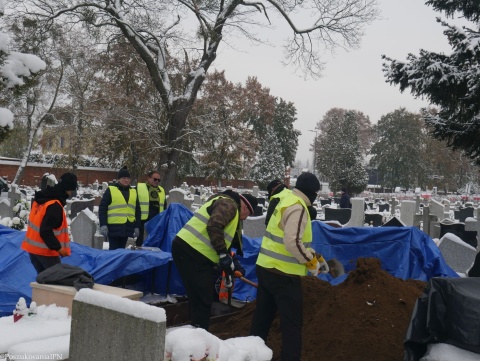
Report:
137,183,166,220
107,186,137,224
256,192,312,276
176,195,239,263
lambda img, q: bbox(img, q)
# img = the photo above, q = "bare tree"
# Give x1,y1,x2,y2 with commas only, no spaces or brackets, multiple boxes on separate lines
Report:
12,0,378,189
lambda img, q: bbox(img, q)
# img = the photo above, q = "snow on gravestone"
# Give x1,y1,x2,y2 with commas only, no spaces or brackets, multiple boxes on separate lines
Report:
70,288,166,361
437,233,477,275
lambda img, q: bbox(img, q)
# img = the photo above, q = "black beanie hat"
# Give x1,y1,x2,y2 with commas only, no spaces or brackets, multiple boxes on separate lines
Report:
295,172,320,193
58,172,78,191
239,193,258,215
117,166,130,179
267,179,283,199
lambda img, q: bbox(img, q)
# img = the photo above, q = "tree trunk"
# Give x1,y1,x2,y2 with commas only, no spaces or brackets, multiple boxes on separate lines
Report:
159,100,191,191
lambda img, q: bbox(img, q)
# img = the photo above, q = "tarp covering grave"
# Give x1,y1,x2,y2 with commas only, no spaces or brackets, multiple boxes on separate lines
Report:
0,225,171,317
0,204,457,317
404,277,480,361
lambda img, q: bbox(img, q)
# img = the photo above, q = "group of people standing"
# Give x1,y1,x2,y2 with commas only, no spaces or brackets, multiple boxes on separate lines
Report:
98,167,167,250
21,166,328,360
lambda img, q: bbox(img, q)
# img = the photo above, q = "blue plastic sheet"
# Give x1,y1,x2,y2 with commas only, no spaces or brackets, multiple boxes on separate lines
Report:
311,221,459,284
0,207,458,317
0,225,171,317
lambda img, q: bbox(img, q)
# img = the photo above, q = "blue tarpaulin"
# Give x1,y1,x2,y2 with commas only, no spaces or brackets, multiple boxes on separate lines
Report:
0,225,171,317
0,204,458,317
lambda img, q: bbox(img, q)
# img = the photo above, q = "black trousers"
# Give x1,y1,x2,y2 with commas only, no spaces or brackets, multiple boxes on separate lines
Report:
171,237,216,330
29,253,61,274
108,236,128,250
250,265,303,361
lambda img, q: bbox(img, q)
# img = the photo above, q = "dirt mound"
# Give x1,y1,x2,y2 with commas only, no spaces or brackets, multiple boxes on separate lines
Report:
209,257,426,361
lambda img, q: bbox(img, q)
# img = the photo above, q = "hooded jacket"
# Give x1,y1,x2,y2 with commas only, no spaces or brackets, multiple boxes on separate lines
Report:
24,185,69,251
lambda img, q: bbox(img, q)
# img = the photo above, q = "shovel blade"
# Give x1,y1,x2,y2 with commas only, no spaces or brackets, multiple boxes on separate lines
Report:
327,258,345,278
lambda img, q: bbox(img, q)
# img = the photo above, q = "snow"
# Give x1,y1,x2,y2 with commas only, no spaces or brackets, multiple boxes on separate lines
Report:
74,288,166,323
0,108,14,129
0,299,273,361
1,52,46,88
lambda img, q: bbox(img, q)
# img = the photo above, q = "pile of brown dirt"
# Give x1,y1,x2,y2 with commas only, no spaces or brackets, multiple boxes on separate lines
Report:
209,257,426,361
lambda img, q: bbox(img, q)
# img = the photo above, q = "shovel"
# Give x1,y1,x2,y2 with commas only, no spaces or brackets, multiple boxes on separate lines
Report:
326,258,345,278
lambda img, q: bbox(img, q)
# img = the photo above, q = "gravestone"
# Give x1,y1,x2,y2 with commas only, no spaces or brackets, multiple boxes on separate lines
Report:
193,194,202,205
70,199,95,219
253,205,263,217
378,203,390,212
429,199,446,221
437,233,477,274
70,209,97,248
8,184,22,208
440,220,477,248
0,200,12,218
82,193,93,200
40,174,56,191
400,200,416,226
464,218,478,248
189,185,196,195
324,208,351,225
70,288,166,361
320,199,332,206
454,207,474,222
92,181,99,191
364,213,383,227
382,216,405,227
243,215,267,238
252,186,259,198
257,197,266,207
344,197,365,227
168,188,193,210
389,198,399,214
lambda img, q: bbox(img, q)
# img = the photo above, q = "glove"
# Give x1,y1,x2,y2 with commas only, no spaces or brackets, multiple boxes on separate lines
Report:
219,253,234,288
133,228,140,238
218,253,234,274
57,247,69,257
232,256,245,278
99,225,108,238
317,254,330,274
306,256,320,276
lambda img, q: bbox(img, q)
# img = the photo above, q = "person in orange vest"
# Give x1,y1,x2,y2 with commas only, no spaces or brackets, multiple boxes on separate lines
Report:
21,172,78,274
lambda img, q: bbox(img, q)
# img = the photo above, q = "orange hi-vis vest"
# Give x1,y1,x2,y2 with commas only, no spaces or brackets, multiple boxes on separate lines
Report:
21,200,71,256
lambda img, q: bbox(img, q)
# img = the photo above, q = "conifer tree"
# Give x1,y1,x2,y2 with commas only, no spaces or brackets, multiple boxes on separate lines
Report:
383,0,480,163
251,126,285,189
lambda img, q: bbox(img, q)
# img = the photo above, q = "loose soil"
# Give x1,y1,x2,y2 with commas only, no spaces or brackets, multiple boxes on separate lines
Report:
209,257,426,361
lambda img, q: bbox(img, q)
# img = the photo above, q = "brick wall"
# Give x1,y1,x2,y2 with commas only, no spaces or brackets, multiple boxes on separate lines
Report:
0,160,117,187
0,160,258,190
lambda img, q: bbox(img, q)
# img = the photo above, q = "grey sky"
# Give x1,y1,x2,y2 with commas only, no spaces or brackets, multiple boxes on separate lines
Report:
213,0,461,164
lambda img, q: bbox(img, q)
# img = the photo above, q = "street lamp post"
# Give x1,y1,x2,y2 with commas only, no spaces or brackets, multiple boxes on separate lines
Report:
309,129,318,177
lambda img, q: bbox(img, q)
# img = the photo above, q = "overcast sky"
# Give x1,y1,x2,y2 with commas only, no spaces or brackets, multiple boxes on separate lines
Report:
213,0,463,165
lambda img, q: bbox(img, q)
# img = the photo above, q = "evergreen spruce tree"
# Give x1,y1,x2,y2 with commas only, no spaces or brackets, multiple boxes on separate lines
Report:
251,125,285,189
383,0,480,163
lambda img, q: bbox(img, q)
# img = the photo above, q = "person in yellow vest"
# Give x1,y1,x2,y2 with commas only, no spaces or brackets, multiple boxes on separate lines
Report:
136,170,167,246
21,172,78,274
250,172,329,361
98,167,141,250
172,189,258,330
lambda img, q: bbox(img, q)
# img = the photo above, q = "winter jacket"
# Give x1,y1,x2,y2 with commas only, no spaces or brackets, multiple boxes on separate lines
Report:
98,183,141,238
340,193,351,208
36,263,94,290
22,186,69,252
